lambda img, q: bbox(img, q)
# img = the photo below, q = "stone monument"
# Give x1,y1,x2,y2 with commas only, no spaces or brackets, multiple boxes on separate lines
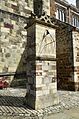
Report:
25,14,59,109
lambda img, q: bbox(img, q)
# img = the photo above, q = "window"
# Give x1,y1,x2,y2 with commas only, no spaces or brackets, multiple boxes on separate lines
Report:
56,9,59,19
72,15,79,28
56,8,66,22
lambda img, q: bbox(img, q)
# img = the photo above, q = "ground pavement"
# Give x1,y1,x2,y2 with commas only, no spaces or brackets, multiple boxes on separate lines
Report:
0,88,79,119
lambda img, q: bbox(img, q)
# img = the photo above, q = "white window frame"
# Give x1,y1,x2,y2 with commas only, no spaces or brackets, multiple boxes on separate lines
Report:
56,8,65,22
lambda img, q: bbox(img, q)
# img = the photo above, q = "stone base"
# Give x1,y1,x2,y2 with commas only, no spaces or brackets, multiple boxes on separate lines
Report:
26,90,59,110
35,94,59,110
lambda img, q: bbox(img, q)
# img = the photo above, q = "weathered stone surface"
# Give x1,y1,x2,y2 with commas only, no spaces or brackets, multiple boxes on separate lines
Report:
26,18,59,109
0,10,27,87
56,22,75,90
73,31,79,90
55,18,79,91
0,88,79,119
0,0,33,16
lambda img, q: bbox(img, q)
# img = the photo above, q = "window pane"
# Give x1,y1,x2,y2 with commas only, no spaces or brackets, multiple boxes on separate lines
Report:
56,9,59,19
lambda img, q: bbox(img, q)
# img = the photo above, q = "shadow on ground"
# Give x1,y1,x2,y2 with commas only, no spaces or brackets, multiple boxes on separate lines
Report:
0,95,26,108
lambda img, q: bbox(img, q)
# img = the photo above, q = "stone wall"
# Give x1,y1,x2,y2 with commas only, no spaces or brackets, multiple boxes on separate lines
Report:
50,0,56,17
0,0,50,17
56,23,75,90
0,0,33,16
26,20,59,109
0,10,28,87
0,0,51,87
43,0,50,15
34,0,50,17
73,30,79,90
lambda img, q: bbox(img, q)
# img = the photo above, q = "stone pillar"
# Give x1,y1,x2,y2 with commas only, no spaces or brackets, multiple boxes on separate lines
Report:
34,0,50,17
42,0,50,16
50,0,56,17
66,7,71,24
25,17,59,109
73,30,79,91
34,0,43,17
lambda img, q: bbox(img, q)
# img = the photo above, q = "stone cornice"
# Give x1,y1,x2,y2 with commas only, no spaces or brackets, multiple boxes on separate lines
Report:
25,13,58,29
51,17,79,32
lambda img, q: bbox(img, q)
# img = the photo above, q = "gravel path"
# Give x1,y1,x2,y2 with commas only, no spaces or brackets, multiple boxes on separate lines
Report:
0,88,79,118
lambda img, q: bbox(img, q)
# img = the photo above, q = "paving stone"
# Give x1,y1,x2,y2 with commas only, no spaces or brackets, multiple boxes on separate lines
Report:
0,88,79,118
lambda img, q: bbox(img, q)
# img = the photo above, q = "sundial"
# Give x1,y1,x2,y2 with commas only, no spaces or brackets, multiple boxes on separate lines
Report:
37,29,56,58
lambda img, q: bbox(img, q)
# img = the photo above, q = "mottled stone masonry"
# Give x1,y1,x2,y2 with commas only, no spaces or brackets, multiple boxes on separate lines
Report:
34,0,50,16
56,23,74,90
0,0,50,18
0,0,50,88
50,0,56,17
0,10,27,87
0,0,33,16
56,19,79,91
73,31,79,90
26,18,59,109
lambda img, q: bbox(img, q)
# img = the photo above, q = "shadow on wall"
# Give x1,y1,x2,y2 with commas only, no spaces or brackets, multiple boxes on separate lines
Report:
10,23,36,95
10,43,28,88
33,0,43,17
56,22,75,91
0,0,43,89
10,0,43,88
0,46,28,89
24,26,36,109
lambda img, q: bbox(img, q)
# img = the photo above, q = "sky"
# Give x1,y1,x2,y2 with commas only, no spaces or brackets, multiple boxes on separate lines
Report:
66,0,76,5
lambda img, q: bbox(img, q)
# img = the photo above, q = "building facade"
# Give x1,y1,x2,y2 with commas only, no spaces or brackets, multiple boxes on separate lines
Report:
50,0,79,91
0,0,79,91
0,0,51,88
51,0,79,28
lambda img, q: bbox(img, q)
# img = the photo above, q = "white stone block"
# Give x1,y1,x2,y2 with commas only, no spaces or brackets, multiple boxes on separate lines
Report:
1,27,10,33
49,82,57,89
11,20,16,25
21,31,27,35
8,1,17,6
42,90,49,95
36,76,43,85
8,8,14,13
36,91,43,96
